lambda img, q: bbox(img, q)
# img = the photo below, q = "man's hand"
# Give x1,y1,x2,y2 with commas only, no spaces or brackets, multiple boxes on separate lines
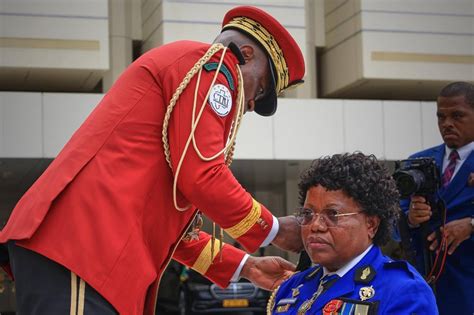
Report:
407,196,432,226
427,217,472,255
271,215,304,253
240,256,296,291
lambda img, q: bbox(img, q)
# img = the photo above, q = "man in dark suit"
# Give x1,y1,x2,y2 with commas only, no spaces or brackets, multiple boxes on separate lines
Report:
401,81,474,314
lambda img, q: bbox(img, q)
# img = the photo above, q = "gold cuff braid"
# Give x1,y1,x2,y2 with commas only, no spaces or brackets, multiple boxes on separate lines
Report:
192,238,223,274
225,199,262,239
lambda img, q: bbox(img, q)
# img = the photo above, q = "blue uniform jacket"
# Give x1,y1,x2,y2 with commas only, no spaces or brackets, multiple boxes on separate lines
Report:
400,144,474,314
269,246,437,315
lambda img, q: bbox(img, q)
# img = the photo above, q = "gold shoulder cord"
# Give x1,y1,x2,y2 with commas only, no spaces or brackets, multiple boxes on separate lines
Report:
162,43,245,212
162,44,245,262
266,285,280,315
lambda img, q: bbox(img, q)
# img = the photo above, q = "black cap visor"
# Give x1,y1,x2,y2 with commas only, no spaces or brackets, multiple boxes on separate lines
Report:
255,57,278,117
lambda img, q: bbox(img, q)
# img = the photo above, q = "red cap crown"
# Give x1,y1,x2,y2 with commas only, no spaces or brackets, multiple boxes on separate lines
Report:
222,6,305,97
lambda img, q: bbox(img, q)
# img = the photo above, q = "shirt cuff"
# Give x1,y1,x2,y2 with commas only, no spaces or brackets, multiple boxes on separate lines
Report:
260,215,279,247
230,254,250,282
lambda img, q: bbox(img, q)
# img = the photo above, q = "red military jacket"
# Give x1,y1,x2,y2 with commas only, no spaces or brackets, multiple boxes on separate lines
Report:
0,41,276,314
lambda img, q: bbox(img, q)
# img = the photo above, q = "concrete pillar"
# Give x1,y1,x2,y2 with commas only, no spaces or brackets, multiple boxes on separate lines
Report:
103,0,134,91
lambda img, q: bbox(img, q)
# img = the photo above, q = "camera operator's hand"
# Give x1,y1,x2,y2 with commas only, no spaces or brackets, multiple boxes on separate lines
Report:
407,196,432,226
427,217,472,255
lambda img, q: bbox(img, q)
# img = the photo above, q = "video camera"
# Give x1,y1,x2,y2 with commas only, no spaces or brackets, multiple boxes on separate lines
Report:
393,157,444,287
393,158,440,198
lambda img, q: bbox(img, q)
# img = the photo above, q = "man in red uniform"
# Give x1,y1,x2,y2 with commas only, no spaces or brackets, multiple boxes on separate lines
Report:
0,6,306,315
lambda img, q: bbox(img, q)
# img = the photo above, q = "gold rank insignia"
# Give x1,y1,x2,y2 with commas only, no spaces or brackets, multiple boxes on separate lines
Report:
276,304,290,313
359,285,375,301
292,284,303,297
354,265,376,284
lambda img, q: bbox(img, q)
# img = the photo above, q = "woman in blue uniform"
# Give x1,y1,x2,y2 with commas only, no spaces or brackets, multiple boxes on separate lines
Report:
268,153,438,315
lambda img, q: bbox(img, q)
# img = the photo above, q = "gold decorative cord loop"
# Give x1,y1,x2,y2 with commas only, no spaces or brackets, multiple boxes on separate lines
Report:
162,43,245,211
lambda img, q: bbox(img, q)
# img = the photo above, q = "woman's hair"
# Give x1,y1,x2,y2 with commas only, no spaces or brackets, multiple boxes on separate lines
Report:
298,152,400,246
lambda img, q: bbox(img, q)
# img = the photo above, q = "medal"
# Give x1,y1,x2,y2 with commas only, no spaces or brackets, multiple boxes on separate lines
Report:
359,285,375,301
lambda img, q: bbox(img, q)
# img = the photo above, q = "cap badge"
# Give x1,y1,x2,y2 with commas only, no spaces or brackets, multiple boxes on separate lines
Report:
359,285,375,301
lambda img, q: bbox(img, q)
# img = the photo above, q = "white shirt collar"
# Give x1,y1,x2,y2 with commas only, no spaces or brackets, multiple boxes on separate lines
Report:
444,142,474,162
443,142,474,176
322,244,374,278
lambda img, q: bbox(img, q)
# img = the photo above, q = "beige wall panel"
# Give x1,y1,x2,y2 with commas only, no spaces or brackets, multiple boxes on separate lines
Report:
325,13,361,49
131,0,143,40
142,0,161,24
311,0,326,48
383,100,422,160
0,92,43,158
162,23,219,44
273,99,345,160
233,112,274,160
142,1,163,41
362,32,474,81
343,100,384,157
163,1,305,27
0,16,108,70
2,47,107,70
43,93,100,157
321,34,363,96
361,0,473,15
325,0,351,15
109,0,133,38
325,0,360,31
421,101,443,149
361,10,473,35
142,27,163,53
0,0,107,17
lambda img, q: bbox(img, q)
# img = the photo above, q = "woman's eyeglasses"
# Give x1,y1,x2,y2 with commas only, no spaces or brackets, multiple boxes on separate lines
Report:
294,207,363,228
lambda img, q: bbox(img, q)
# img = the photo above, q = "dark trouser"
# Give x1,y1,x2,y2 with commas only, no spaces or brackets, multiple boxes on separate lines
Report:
7,241,118,315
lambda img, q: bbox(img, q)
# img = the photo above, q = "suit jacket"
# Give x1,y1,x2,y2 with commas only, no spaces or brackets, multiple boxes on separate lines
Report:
269,246,437,315
0,41,276,315
400,144,474,315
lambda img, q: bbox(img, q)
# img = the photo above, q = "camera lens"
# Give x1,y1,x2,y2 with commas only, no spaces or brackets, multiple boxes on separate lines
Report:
393,169,425,198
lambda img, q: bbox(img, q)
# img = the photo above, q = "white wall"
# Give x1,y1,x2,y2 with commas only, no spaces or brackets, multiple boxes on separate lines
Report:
0,92,442,160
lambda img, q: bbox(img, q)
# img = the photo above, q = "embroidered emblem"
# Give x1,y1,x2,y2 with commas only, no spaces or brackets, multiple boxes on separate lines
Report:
208,84,232,117
323,299,343,314
354,265,376,284
359,285,375,301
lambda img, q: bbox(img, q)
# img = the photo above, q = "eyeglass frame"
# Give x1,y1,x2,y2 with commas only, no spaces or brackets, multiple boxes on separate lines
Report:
294,206,364,228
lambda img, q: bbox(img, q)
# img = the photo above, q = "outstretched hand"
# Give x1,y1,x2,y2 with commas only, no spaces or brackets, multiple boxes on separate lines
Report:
240,256,296,291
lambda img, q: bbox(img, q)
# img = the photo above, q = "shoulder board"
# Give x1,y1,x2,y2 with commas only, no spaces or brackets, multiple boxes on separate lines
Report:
383,260,416,278
203,62,234,91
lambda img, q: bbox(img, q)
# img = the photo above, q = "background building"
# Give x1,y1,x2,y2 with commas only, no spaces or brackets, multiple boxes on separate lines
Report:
0,0,473,311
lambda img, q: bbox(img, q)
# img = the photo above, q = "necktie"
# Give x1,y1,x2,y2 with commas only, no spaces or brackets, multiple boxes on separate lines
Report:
441,150,459,187
320,274,339,289
297,274,340,315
